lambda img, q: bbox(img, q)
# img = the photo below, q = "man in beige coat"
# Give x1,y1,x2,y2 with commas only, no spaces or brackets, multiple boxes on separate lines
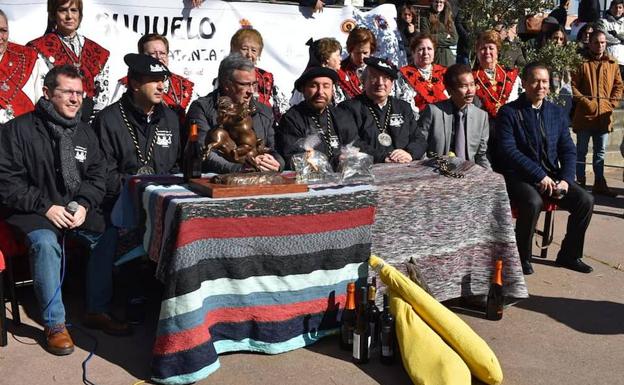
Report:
572,29,624,196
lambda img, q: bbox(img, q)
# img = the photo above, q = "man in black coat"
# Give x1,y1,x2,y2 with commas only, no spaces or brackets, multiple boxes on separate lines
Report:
340,57,419,163
187,53,283,173
94,54,181,206
496,63,594,275
0,65,130,356
93,54,182,324
276,66,360,170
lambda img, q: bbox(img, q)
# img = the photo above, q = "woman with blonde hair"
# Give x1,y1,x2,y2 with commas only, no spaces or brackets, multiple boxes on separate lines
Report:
472,30,521,121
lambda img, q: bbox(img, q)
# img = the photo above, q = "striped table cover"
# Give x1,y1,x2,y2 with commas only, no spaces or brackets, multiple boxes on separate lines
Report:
371,162,529,302
131,180,376,385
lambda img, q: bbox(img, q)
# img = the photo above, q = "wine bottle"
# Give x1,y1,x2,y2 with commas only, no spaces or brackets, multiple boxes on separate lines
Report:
380,294,396,365
367,279,380,351
352,287,370,364
340,282,357,351
182,120,202,182
485,259,504,320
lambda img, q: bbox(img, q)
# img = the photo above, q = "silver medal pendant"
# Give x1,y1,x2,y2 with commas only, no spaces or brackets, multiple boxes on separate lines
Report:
136,165,155,175
0,82,9,92
6,104,14,120
329,135,340,149
378,132,392,146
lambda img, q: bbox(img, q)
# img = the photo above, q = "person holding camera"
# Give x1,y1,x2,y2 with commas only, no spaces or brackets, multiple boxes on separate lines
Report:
496,62,595,275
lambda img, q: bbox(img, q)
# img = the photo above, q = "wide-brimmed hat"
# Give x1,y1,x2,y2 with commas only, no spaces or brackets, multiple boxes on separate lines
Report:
294,66,339,91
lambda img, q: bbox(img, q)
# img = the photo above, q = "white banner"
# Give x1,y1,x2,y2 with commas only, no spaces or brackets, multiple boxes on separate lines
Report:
1,0,405,101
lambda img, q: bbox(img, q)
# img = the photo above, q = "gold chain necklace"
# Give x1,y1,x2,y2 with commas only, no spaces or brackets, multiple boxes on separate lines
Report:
119,102,159,175
366,98,393,147
477,64,508,111
310,109,337,157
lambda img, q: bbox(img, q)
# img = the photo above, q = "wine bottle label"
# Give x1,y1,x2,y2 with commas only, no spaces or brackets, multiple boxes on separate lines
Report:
353,333,361,359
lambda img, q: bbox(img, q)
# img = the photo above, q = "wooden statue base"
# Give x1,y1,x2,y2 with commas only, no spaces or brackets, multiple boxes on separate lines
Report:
188,176,309,198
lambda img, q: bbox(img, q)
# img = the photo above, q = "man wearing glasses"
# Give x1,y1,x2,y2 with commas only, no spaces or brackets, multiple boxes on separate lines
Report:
0,64,130,356
187,53,284,173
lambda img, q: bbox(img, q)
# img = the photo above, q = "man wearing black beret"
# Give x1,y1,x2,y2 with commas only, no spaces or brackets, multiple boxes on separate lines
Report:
92,53,181,322
276,66,361,169
340,57,419,163
94,53,181,201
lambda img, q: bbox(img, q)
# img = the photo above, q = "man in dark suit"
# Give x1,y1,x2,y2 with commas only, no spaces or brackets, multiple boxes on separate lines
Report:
496,62,594,275
415,63,491,169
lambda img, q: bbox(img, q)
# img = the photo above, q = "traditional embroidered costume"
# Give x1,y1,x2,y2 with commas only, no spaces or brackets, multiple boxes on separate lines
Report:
473,64,519,119
339,58,364,98
400,63,448,112
0,42,45,123
28,32,110,112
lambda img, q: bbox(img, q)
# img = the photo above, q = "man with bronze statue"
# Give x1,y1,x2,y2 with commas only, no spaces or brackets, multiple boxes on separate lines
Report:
276,66,360,169
339,57,419,164
187,53,284,173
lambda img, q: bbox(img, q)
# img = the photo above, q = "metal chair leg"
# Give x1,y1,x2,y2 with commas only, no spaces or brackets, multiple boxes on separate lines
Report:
540,211,553,259
1,270,7,346
5,256,20,326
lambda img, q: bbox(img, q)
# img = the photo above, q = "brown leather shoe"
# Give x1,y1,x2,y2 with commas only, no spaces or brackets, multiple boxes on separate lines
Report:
44,324,74,356
83,313,132,336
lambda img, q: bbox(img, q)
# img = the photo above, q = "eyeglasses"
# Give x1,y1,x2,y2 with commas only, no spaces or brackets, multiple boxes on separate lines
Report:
54,88,84,98
233,80,258,90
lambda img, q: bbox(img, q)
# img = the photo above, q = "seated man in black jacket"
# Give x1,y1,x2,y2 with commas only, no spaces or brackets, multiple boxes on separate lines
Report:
0,65,130,357
497,63,594,275
277,66,360,169
94,53,181,196
187,53,283,173
93,54,182,323
340,57,418,163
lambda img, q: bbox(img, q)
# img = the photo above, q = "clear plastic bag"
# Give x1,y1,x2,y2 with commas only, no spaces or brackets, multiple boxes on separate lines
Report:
292,149,336,183
337,144,374,183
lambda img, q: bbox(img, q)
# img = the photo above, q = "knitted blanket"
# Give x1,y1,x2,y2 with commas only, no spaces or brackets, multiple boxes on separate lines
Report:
132,179,375,385
371,162,528,302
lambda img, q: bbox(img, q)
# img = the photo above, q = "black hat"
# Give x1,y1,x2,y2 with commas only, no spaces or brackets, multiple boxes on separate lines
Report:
364,57,399,80
124,53,171,77
294,66,340,91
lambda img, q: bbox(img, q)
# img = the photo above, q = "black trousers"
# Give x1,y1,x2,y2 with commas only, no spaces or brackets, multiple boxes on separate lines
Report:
504,177,594,262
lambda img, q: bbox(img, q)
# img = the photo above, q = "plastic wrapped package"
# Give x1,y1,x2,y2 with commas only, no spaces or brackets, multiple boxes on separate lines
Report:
292,149,337,183
337,144,374,183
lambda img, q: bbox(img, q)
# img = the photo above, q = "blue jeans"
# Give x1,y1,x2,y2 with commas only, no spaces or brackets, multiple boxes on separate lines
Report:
576,131,609,180
26,227,118,327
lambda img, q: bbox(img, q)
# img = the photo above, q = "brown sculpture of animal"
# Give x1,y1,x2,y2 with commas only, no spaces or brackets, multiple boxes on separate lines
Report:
203,96,270,168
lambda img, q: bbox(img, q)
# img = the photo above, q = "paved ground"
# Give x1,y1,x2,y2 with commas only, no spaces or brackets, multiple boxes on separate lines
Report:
1,169,623,385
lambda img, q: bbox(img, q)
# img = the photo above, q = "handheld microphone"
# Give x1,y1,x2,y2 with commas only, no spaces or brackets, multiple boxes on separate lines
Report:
66,201,79,215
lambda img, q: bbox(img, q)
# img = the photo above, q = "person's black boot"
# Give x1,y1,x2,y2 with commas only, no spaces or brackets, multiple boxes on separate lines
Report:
521,258,534,275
